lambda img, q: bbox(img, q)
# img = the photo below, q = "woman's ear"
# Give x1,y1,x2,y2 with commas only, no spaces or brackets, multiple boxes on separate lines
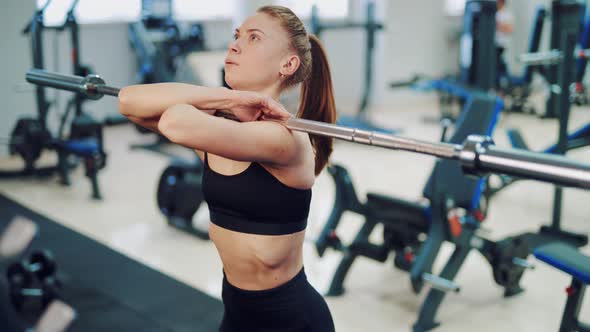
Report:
280,54,300,77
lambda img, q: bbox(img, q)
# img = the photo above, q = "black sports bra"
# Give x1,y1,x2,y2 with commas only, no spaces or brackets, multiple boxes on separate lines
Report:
202,153,312,235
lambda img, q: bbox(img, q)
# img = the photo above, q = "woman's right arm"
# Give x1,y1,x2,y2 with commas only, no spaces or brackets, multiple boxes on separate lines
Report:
118,83,233,131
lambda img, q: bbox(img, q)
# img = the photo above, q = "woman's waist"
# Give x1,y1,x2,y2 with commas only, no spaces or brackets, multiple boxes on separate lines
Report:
222,261,304,291
222,266,307,302
209,223,304,290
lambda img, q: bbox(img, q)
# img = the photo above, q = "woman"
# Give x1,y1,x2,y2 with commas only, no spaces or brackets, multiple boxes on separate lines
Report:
118,5,336,332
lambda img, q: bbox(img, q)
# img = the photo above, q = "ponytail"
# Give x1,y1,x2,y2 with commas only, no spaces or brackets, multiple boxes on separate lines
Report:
256,6,337,175
297,34,336,175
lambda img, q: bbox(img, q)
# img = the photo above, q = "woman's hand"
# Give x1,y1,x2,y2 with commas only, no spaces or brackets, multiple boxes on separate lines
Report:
229,90,292,123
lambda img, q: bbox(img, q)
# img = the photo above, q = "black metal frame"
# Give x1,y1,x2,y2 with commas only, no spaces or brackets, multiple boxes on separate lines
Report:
460,0,497,91
560,279,590,332
0,0,106,200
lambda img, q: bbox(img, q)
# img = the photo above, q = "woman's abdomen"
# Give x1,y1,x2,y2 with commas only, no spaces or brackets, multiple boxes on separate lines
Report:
209,222,305,290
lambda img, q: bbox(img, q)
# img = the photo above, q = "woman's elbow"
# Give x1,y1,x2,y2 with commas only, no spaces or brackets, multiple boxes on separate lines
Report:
157,108,185,144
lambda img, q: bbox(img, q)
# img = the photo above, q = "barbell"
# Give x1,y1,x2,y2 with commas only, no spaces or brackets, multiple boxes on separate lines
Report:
25,68,590,190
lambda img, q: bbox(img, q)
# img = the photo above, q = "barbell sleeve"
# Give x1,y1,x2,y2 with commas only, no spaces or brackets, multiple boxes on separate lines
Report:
24,69,590,190
26,69,87,93
460,136,590,189
26,68,119,100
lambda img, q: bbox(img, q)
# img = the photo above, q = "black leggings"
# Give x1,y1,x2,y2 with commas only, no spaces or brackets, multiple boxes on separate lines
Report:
219,268,335,332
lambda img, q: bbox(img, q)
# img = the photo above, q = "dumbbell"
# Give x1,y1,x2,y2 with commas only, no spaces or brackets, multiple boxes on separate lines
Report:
23,250,57,281
7,250,61,311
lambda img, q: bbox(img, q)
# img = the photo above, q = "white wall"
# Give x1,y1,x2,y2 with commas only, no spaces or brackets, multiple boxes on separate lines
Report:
377,0,460,108
0,0,37,155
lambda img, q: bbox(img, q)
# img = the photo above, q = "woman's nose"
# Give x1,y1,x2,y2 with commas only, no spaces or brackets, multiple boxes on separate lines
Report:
228,40,240,54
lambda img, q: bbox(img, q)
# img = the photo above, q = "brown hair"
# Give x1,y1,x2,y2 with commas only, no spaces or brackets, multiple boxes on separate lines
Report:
257,6,337,175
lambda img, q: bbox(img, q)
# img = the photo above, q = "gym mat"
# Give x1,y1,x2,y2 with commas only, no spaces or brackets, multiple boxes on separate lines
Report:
0,194,223,332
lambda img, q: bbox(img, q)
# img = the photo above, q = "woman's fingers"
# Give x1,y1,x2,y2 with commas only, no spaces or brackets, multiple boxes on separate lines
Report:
231,91,292,123
261,115,286,123
261,110,290,123
260,110,291,123
264,98,292,120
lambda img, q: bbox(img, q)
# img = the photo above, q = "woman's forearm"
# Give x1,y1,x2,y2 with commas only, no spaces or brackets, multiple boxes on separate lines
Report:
118,83,233,119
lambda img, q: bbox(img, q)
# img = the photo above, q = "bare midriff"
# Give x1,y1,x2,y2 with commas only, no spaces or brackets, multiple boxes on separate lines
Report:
209,222,305,291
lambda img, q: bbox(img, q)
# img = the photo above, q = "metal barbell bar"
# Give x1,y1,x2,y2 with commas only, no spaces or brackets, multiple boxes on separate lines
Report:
25,69,590,190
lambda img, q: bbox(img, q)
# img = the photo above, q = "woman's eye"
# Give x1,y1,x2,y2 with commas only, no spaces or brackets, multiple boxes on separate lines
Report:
233,34,239,40
249,34,258,41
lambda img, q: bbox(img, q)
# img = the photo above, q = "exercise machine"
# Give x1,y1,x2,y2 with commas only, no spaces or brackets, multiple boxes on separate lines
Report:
1,0,107,199
485,0,588,249
128,0,206,155
534,243,590,332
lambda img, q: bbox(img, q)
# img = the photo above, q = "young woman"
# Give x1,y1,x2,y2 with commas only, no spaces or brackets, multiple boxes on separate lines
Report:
118,5,336,331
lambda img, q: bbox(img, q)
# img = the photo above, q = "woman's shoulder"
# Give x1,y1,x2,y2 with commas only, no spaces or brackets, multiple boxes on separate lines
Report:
292,131,314,156
261,129,315,184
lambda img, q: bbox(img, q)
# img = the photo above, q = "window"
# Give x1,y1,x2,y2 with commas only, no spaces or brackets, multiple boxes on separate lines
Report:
173,0,237,21
273,0,349,19
445,0,466,17
37,0,141,26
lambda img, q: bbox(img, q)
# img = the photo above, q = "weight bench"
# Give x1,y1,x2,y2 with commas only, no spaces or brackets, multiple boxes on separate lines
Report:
534,243,590,332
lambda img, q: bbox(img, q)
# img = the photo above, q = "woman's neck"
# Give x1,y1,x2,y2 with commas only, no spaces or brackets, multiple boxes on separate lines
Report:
256,85,281,101
234,81,282,101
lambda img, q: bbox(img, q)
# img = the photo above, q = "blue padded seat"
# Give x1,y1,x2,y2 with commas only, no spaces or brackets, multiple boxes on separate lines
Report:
534,242,590,284
62,139,100,157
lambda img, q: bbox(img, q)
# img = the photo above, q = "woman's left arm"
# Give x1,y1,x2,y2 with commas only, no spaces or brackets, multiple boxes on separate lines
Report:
158,104,299,165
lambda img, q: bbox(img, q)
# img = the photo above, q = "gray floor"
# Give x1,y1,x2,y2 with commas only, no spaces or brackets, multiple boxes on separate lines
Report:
1,94,589,332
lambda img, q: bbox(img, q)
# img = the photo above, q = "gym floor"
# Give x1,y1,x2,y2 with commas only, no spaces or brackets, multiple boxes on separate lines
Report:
0,93,589,331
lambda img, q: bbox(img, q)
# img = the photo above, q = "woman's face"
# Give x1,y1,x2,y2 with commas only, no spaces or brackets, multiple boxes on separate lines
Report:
224,13,293,91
